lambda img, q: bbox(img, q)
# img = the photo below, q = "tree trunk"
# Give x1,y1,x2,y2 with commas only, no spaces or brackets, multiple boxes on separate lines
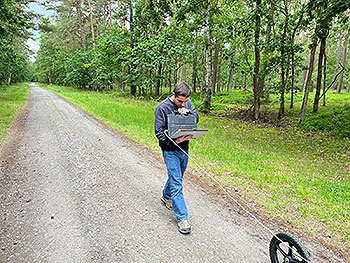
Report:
179,63,183,82
300,51,310,91
203,0,212,112
253,0,262,120
118,0,122,27
300,35,318,123
290,49,295,109
7,72,12,85
217,64,221,92
49,65,52,85
192,38,198,93
172,67,176,88
212,38,220,96
122,1,126,28
347,82,350,92
301,31,305,43
155,64,162,96
300,44,317,123
227,67,234,92
75,0,86,48
337,28,348,93
121,66,125,92
322,53,327,106
169,70,172,94
129,0,136,96
227,56,234,92
313,31,327,113
87,0,95,47
109,0,112,30
95,4,101,37
278,7,289,119
330,31,343,90
312,45,318,73
183,64,186,82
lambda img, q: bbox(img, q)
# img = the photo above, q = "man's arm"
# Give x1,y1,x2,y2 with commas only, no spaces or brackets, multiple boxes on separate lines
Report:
154,106,174,147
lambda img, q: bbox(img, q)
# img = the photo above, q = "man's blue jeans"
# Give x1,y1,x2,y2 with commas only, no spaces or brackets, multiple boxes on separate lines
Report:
162,150,189,221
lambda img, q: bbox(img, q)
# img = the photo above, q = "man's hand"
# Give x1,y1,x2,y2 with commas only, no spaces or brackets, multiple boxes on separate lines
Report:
175,135,193,144
177,107,190,115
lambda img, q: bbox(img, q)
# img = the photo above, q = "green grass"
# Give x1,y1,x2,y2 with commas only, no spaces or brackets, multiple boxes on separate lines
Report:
41,83,350,255
0,83,30,145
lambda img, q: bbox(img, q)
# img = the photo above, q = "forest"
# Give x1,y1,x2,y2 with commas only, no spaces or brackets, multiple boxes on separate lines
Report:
2,0,349,124
1,0,350,259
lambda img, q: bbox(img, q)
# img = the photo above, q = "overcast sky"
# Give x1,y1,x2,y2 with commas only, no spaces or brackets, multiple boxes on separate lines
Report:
27,1,55,62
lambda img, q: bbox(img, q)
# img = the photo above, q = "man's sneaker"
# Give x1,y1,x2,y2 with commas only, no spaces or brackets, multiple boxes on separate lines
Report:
160,196,172,210
177,219,191,234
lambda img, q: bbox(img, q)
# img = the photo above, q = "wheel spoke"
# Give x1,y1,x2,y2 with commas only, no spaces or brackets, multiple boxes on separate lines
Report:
276,244,288,257
288,245,293,256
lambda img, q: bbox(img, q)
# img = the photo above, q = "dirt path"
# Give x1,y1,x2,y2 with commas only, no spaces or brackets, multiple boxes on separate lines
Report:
0,84,344,262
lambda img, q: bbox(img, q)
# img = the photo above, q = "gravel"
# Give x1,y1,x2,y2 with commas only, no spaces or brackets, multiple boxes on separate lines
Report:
0,84,344,263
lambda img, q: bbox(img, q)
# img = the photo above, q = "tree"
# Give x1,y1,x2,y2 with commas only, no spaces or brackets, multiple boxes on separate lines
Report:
336,27,348,93
252,0,262,120
203,0,213,112
74,0,86,48
0,0,32,84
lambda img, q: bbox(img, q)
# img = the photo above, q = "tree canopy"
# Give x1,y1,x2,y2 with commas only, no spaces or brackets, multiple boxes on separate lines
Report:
1,0,349,122
0,0,34,85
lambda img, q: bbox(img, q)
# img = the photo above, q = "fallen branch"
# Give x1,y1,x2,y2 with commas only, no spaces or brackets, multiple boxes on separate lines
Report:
317,62,344,102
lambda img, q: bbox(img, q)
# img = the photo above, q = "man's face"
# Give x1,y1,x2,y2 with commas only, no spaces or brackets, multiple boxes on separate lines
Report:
174,95,189,108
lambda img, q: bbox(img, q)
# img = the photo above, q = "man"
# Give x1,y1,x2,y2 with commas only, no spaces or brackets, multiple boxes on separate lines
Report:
154,82,199,234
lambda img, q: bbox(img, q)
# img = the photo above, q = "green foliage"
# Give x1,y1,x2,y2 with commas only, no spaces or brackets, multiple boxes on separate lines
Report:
213,90,254,105
0,0,30,38
0,0,32,85
302,104,350,137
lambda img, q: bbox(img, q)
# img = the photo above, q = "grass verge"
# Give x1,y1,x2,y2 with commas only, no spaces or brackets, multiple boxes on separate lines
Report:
0,83,30,145
41,83,350,258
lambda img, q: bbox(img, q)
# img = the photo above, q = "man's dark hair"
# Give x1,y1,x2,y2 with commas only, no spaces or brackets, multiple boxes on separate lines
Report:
174,82,191,98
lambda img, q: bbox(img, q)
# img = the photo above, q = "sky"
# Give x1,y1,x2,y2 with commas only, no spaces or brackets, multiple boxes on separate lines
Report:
27,1,55,62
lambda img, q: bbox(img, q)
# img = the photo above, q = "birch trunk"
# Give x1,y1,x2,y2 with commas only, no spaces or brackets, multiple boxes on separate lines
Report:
300,6,321,123
212,38,220,96
337,28,348,93
300,38,318,123
7,72,12,85
227,67,234,92
300,51,310,91
331,34,343,90
192,38,198,93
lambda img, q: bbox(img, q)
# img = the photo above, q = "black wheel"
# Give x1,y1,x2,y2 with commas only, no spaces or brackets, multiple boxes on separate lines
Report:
269,232,311,263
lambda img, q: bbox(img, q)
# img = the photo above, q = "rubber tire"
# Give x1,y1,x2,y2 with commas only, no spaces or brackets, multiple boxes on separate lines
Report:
269,232,310,263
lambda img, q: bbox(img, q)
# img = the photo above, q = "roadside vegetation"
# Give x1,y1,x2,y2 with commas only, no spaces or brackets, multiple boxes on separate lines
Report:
1,0,349,259
40,83,350,257
0,83,30,145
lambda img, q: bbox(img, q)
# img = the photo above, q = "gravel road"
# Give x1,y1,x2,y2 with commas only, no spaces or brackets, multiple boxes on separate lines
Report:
0,84,344,262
